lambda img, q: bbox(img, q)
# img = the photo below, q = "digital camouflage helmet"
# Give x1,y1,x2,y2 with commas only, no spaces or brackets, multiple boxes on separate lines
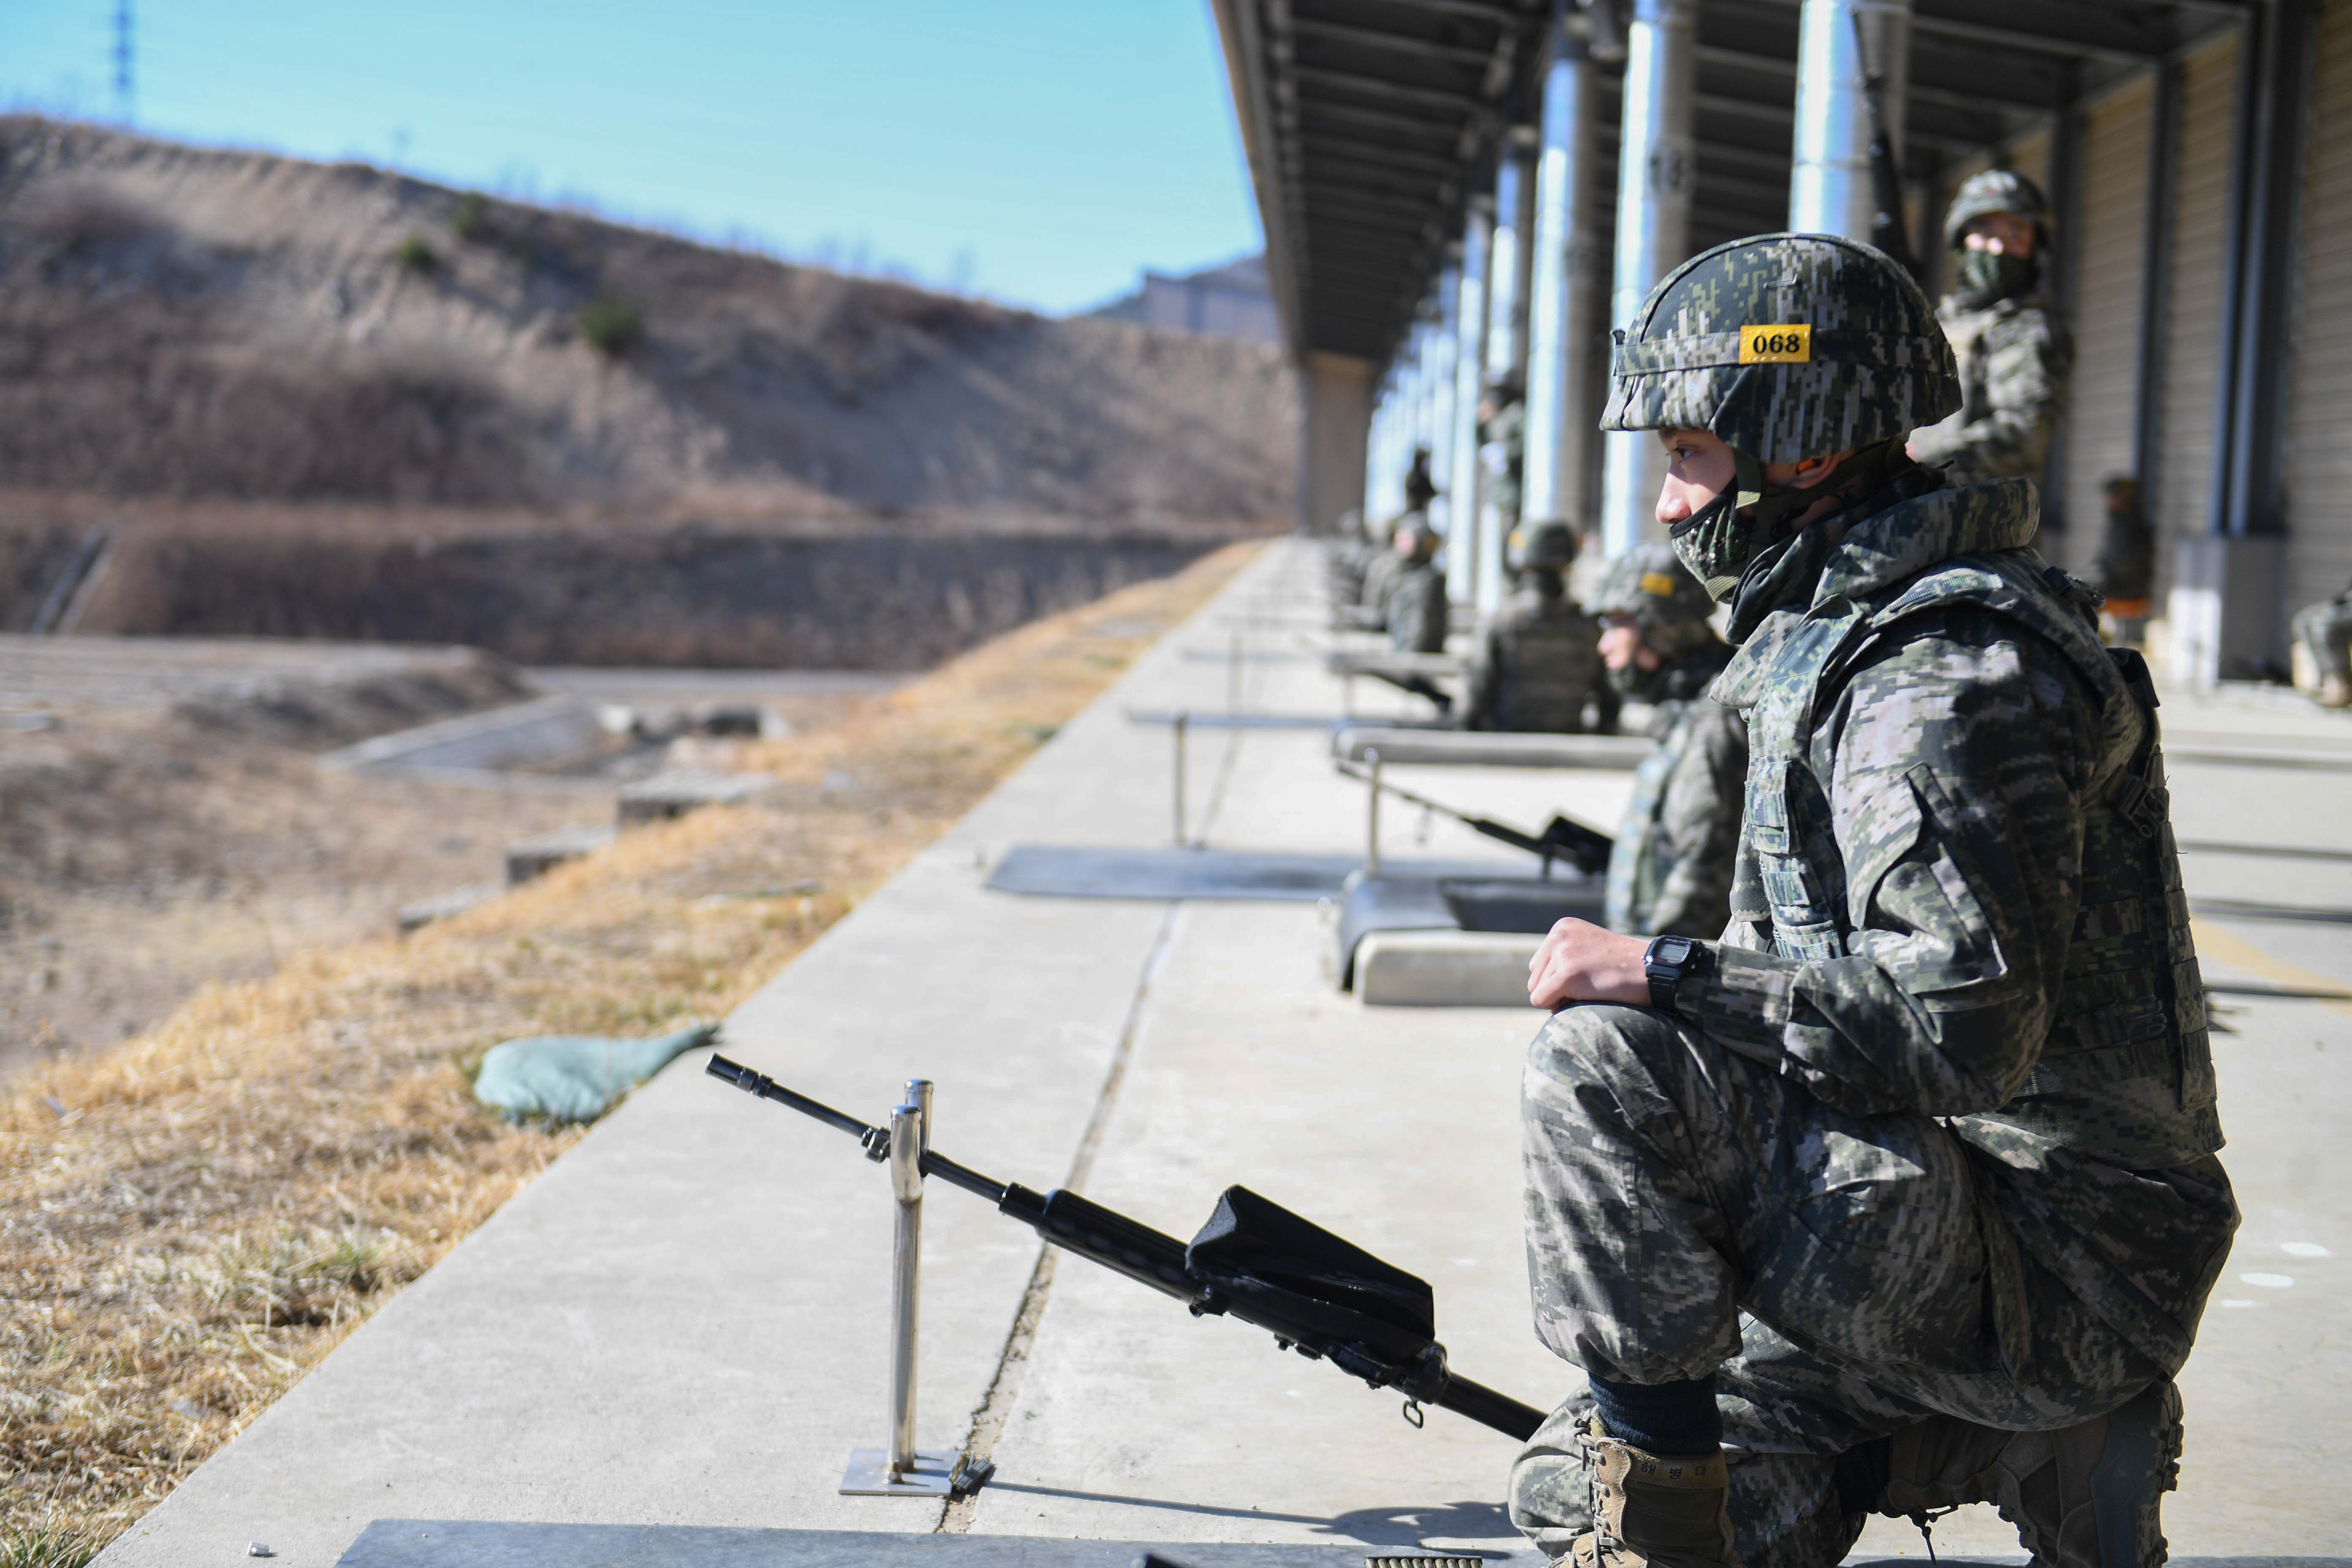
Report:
1942,167,2052,251
1602,232,1960,464
1592,542,1720,665
1603,233,1960,599
1592,542,1714,628
1507,519,1579,573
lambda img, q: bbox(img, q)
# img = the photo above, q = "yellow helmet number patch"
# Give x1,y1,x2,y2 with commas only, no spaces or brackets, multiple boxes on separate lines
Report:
1738,324,1812,364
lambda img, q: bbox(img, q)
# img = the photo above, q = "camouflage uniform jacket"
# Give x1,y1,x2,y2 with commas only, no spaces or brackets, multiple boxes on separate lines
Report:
1909,291,2072,483
1670,468,2234,1375
1386,559,1450,655
1358,551,1404,623
1463,583,1606,732
1603,649,1746,938
1479,400,1527,526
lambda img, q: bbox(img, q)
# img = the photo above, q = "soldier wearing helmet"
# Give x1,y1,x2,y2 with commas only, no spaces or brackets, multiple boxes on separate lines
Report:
1459,520,1614,733
1590,544,1744,939
1908,168,2074,486
1510,234,2231,1568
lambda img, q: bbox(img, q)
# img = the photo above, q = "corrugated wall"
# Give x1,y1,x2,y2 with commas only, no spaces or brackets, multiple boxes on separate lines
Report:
2287,0,2352,606
2061,79,2154,577
2152,34,2240,580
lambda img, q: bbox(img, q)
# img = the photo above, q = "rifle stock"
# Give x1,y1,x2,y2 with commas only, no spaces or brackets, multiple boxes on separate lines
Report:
1336,762,1614,876
707,1054,1547,1442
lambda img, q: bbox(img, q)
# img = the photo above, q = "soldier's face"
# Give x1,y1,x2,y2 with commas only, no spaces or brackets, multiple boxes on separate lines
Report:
1600,618,1661,673
1655,428,1737,525
1962,212,2036,259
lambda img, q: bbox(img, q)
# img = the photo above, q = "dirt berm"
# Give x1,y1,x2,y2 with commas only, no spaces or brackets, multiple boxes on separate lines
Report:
0,116,1296,525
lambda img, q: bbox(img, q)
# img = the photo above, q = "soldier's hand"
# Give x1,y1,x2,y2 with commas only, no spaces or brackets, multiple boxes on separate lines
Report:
1527,919,1650,1010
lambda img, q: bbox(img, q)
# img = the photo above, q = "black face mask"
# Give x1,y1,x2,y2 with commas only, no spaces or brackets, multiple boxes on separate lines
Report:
1666,451,1833,604
1953,248,2036,306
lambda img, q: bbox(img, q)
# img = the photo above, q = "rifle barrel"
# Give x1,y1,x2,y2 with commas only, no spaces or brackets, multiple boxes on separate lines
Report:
706,1054,877,1141
1433,1373,1546,1441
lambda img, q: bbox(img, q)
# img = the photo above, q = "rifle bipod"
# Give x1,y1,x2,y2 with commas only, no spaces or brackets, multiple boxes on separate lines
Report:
706,1054,1547,1449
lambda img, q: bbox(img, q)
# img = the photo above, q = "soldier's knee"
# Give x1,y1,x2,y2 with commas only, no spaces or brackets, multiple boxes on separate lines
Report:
1526,1002,1687,1093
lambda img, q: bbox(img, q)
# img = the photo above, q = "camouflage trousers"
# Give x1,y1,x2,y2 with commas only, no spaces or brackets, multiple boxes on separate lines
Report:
1511,1004,2164,1568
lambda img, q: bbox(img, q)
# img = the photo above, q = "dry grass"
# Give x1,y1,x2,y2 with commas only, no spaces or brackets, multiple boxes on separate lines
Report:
0,543,1255,1560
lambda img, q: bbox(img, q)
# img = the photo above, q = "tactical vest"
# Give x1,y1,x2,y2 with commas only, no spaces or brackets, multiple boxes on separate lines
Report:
1486,591,1603,732
1731,550,2221,1168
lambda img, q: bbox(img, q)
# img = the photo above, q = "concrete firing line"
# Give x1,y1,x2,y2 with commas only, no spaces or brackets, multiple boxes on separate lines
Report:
935,901,1185,1534
935,556,1303,1532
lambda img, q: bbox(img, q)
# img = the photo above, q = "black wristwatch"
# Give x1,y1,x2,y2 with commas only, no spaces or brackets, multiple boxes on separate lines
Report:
1643,935,1703,1014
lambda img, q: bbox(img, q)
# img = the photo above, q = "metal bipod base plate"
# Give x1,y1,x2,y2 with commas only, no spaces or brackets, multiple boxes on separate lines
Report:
838,1447,988,1497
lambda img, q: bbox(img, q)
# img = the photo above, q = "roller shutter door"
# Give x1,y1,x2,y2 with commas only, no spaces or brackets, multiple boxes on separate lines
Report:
2061,80,2154,577
2287,0,2352,605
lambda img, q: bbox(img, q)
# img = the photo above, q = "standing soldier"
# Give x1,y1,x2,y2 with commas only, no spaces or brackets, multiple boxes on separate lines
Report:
2093,474,2157,649
1909,169,2072,487
1405,444,1441,515
1480,374,1529,587
1510,234,2232,1568
1462,520,1614,733
2291,580,2352,708
1590,544,1745,939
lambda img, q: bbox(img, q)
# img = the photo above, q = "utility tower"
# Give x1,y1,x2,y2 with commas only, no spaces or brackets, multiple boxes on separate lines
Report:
114,0,134,124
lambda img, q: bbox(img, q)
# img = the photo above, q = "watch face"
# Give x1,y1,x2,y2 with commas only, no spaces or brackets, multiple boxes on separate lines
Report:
1652,936,1696,968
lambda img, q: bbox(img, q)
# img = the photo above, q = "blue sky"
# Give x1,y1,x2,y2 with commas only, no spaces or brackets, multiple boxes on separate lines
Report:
0,1,1265,314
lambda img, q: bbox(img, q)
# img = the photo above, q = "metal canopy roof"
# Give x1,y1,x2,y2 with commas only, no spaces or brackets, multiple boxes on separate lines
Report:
1213,0,2249,369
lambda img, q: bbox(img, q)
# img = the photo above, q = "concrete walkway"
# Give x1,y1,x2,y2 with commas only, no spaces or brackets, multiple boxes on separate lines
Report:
98,543,2352,1566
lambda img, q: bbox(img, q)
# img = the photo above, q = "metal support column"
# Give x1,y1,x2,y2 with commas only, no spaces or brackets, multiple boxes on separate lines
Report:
1297,351,1373,538
1479,146,1536,615
1599,0,1697,558
2040,68,2086,545
1788,0,1911,240
1448,203,1494,602
2130,58,2183,506
1524,22,1603,542
2177,0,2316,683
1428,259,1463,541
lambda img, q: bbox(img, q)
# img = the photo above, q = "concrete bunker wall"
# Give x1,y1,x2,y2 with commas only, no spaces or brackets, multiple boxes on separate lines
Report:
27,528,1238,668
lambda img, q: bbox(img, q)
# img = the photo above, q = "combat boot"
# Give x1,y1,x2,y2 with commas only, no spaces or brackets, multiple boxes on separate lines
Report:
1571,1421,1743,1568
1877,1378,2183,1567
2319,674,2352,709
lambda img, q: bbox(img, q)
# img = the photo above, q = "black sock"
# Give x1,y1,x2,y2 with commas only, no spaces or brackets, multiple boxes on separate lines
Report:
1833,1436,1892,1516
1587,1372,1723,1456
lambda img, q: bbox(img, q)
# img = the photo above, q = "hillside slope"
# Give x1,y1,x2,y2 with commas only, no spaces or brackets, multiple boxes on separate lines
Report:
0,118,1296,525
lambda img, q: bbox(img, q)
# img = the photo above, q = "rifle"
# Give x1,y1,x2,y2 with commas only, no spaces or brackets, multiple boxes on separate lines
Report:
705,1054,1546,1442
1335,761,1614,876
1850,11,1922,280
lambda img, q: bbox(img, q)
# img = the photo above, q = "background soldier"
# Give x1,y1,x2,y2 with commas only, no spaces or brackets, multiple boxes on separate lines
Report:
1908,169,2073,486
2093,474,2156,648
2292,580,2352,708
1405,443,1441,515
1590,544,1744,939
1327,507,1372,610
1460,520,1614,733
1510,234,2232,1568
1377,514,1453,714
1479,373,1528,550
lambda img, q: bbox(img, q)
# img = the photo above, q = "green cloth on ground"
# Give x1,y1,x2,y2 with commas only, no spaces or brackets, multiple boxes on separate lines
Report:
472,1022,719,1123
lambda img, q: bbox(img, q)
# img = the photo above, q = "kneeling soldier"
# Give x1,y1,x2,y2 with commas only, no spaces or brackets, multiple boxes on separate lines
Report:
1510,235,2234,1568
1591,544,1744,940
